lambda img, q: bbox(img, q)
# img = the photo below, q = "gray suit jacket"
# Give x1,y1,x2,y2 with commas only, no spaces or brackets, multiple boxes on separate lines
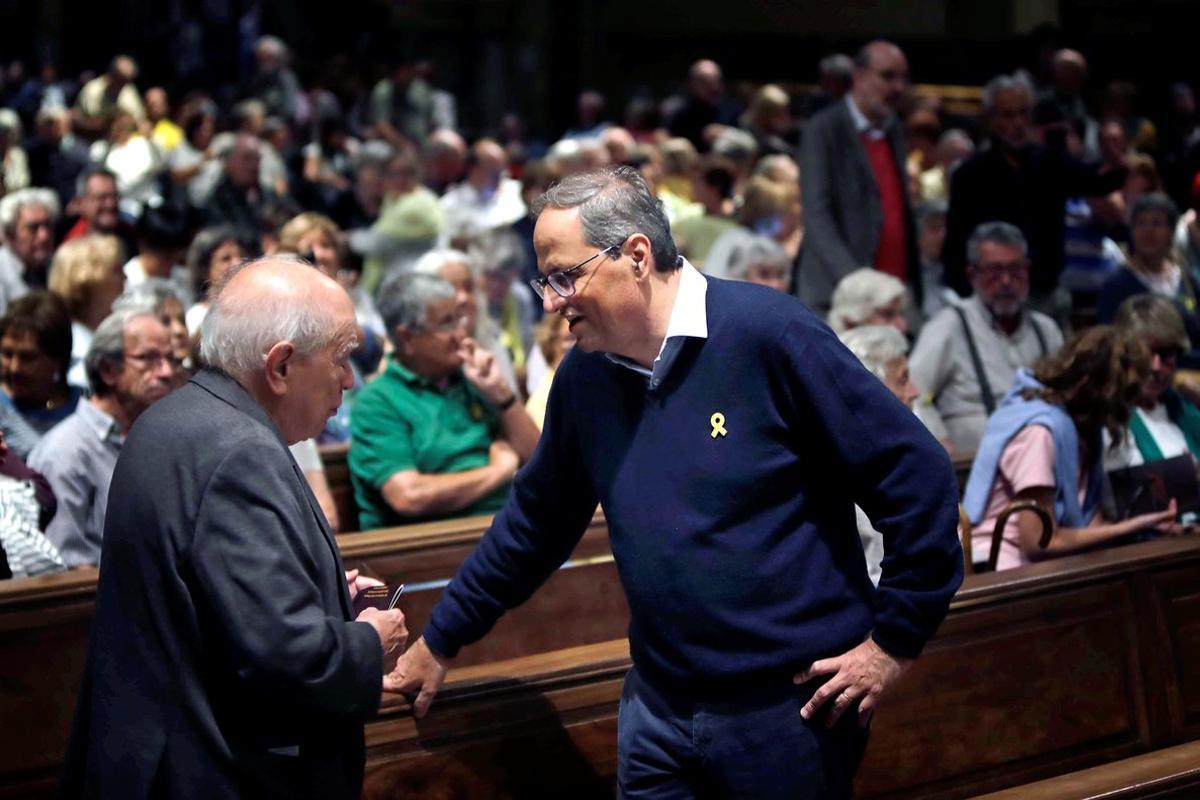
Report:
798,99,920,313
61,368,383,799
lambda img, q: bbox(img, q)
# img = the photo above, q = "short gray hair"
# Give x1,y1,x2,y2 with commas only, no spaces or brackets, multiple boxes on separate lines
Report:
981,73,1034,115
839,324,909,382
726,236,790,281
199,256,340,381
377,273,456,343
967,221,1028,264
533,166,681,272
711,128,757,165
1129,192,1180,232
111,278,184,316
819,53,854,81
0,188,60,237
85,309,158,396
828,268,907,335
411,248,471,277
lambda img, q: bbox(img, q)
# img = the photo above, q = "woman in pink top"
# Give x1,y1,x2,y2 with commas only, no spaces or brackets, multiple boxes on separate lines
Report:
965,326,1183,571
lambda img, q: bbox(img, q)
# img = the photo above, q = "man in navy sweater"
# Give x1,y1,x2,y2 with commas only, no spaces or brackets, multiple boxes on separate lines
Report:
388,166,963,798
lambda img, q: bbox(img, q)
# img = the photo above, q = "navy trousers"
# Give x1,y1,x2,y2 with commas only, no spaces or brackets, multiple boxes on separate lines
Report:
617,667,870,799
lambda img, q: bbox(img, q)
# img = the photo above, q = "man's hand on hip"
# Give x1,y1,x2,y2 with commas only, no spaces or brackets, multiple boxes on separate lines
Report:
357,607,408,673
384,636,450,719
794,637,911,728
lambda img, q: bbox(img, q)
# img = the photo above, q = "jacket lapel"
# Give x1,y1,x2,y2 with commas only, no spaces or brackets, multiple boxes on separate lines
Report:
191,369,355,619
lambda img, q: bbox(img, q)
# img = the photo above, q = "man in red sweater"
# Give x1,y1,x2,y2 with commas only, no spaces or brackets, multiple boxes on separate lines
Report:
799,40,921,315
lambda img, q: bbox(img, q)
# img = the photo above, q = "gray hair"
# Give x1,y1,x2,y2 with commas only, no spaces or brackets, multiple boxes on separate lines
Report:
112,278,184,316
819,53,855,81
1129,192,1180,232
916,199,948,229
199,256,339,381
411,248,472,277
839,325,909,382
981,73,1034,115
967,221,1028,264
0,188,60,237
377,273,456,342
726,236,790,281
471,228,526,276
533,166,680,272
711,128,757,164
828,268,907,335
85,309,158,396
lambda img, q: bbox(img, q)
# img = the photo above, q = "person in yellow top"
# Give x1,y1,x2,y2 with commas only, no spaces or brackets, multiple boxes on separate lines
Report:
525,313,574,429
145,88,184,154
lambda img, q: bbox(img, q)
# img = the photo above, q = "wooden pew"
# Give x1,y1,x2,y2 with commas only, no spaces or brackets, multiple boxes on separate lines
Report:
969,739,1200,799
0,512,619,798
358,536,1200,800
319,441,356,533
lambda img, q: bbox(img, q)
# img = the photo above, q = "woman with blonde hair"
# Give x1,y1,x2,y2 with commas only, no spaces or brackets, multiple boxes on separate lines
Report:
740,84,795,157
47,235,125,389
705,174,803,280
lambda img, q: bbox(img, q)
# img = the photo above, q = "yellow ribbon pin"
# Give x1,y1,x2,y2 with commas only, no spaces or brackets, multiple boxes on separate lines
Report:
710,412,728,438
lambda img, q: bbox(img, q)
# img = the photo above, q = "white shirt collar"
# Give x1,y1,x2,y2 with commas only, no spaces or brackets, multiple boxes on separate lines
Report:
845,95,888,140
606,258,708,386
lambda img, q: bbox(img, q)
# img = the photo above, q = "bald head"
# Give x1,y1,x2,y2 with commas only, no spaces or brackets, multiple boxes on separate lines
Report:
1052,49,1088,95
852,40,909,124
689,59,724,105
468,138,508,190
201,257,356,381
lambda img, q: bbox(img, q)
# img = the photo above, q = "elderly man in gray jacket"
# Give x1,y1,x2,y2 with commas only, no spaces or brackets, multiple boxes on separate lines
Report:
799,40,921,314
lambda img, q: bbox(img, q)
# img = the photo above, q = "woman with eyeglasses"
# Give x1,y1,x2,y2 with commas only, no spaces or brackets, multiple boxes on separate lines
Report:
962,325,1183,572
1105,295,1200,469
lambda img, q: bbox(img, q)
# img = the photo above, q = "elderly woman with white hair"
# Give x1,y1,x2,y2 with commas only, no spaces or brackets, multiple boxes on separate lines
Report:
827,267,910,337
725,235,791,293
838,324,922,585
410,246,521,394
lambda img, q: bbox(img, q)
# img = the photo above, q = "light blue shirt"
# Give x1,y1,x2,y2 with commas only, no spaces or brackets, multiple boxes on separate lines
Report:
28,399,123,566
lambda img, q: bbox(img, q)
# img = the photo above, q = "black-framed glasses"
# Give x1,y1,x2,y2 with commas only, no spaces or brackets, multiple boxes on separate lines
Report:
529,244,619,300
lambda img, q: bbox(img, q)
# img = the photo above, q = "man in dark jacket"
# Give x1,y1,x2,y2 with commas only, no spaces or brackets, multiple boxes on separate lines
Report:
60,257,407,799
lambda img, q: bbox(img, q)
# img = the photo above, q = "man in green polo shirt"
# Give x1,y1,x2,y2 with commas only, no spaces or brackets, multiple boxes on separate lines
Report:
349,273,541,529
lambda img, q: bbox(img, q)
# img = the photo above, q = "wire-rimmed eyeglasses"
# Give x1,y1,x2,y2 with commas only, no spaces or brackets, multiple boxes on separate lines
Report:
529,244,620,300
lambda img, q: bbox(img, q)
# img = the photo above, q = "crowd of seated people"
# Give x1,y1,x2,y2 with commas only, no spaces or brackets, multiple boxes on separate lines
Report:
4,31,1200,579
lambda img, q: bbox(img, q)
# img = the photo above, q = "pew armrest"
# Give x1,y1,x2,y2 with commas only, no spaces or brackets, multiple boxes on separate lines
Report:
986,499,1053,573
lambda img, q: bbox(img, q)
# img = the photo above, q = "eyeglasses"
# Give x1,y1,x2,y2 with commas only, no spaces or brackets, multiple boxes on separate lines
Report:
419,314,471,335
529,245,619,300
973,260,1029,282
124,351,183,370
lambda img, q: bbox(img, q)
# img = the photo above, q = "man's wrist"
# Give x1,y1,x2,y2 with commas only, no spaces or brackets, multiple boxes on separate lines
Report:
494,393,517,411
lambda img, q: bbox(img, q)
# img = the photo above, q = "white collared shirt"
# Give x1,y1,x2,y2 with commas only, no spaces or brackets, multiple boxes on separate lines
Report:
845,95,888,141
607,258,708,389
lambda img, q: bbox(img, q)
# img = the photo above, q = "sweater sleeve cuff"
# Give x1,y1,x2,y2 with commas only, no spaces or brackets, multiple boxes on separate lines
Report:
870,626,926,661
422,623,460,660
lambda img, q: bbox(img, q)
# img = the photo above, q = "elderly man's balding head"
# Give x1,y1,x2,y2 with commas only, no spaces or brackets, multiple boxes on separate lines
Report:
467,138,508,190
1051,49,1088,94
200,257,357,442
852,40,909,124
689,59,724,105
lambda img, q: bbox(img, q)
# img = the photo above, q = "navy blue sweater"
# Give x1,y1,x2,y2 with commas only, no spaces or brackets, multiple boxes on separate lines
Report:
424,278,963,695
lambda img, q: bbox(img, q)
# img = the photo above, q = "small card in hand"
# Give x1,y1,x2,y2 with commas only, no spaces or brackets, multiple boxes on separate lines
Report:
352,583,405,616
